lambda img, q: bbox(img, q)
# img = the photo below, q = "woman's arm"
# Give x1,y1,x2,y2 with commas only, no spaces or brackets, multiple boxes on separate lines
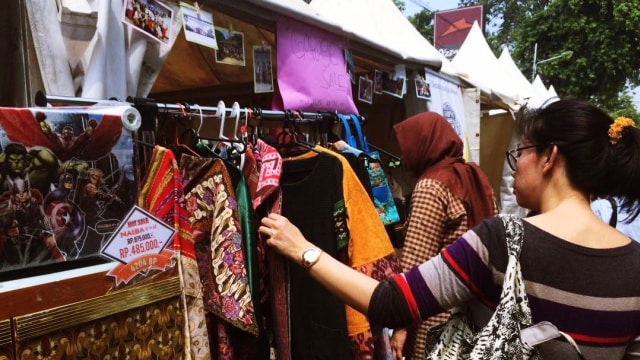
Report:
259,212,379,314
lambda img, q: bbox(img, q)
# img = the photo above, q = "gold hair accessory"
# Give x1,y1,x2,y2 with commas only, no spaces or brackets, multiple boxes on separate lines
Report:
608,117,635,144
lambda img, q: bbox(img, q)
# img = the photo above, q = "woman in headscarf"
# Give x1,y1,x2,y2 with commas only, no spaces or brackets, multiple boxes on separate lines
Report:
389,112,497,360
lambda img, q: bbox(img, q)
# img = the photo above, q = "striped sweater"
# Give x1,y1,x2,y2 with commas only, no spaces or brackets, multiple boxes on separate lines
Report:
369,216,640,359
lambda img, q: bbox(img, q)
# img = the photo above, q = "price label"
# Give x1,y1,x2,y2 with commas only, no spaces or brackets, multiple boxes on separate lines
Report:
101,206,175,263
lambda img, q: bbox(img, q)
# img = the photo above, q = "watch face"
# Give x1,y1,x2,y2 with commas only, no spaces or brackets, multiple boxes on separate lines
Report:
304,249,319,262
303,248,321,268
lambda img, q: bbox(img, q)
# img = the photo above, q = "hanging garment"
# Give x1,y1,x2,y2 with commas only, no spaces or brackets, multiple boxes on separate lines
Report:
243,139,291,360
336,148,374,201
283,147,402,359
223,154,271,360
315,146,403,359
138,145,211,360
280,152,351,359
339,114,400,226
245,139,283,211
180,155,259,359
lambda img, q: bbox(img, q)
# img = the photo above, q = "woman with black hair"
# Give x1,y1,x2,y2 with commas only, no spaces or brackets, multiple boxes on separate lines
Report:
259,98,640,359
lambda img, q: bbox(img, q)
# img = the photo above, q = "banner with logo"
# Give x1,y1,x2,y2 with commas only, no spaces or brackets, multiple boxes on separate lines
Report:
425,70,471,161
434,5,483,60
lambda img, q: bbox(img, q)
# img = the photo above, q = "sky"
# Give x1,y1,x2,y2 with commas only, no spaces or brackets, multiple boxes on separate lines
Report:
402,0,640,109
402,0,460,16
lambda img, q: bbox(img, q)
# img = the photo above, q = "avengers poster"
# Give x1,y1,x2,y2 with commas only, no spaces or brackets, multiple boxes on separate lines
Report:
0,107,137,277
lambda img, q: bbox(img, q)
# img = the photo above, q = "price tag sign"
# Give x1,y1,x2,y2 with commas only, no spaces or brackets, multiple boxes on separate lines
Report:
101,206,176,285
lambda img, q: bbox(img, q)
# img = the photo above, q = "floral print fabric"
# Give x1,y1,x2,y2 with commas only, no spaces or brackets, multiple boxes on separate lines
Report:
181,155,258,336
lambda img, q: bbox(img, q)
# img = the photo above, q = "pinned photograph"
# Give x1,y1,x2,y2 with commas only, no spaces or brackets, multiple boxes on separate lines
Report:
345,50,356,84
254,45,274,93
358,76,373,104
215,26,245,66
381,71,406,98
180,2,217,49
415,77,432,99
122,0,174,45
374,69,383,94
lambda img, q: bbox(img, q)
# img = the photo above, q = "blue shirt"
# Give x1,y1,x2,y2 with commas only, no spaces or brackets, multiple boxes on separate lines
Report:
591,197,640,241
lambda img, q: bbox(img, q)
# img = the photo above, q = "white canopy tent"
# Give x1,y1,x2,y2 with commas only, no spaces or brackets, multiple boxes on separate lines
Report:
246,0,341,34
25,0,186,101
532,75,557,105
450,22,522,111
497,47,550,109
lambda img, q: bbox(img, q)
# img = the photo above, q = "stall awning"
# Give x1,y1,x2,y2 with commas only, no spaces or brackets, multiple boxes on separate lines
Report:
307,0,442,69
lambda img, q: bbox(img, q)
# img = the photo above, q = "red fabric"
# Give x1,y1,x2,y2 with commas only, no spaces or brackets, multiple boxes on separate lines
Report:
392,274,421,324
248,140,289,360
0,108,122,161
0,108,52,148
137,146,196,260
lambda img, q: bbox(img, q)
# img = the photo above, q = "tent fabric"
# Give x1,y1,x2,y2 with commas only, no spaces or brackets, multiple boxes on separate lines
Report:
26,0,182,100
308,0,443,69
246,0,344,37
497,47,539,107
25,0,76,96
451,22,521,111
497,47,560,110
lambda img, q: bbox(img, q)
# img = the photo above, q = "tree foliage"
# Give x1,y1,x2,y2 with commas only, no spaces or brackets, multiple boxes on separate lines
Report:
458,0,640,113
409,9,435,43
390,1,435,45
392,0,405,13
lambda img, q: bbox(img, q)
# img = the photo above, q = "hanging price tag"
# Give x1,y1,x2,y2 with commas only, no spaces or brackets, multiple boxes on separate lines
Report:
101,206,176,285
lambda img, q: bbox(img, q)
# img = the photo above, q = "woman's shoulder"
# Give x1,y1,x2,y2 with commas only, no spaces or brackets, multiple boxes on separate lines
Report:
466,215,510,261
412,178,462,208
471,215,507,238
413,177,450,194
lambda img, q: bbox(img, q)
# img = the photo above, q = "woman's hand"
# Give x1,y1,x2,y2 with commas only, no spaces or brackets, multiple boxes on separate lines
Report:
390,328,407,360
259,212,380,315
259,213,313,262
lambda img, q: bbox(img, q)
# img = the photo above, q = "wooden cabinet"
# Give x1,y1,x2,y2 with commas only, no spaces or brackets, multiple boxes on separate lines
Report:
0,266,184,359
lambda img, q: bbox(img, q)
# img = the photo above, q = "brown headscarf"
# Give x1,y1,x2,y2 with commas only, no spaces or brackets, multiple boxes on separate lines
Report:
393,112,495,227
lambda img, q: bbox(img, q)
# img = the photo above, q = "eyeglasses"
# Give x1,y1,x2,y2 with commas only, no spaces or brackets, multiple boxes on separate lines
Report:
505,144,538,171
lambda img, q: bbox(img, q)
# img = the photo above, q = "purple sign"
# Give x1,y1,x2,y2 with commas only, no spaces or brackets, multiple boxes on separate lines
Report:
272,16,358,114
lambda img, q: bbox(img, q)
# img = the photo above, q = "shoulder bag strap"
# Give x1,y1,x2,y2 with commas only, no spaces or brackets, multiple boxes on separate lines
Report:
499,214,524,258
338,114,356,148
521,322,586,360
349,114,369,153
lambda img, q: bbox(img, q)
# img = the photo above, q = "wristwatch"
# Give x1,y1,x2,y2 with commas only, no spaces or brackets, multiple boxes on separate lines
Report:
301,248,323,269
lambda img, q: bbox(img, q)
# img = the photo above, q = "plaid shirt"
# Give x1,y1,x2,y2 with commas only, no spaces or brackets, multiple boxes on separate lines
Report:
401,178,477,360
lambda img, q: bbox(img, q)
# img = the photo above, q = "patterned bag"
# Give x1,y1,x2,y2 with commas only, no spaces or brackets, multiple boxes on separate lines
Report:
339,114,400,225
425,215,542,360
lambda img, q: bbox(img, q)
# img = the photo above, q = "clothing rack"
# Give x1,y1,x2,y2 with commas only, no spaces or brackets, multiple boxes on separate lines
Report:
35,91,402,164
34,91,367,126
35,91,401,166
368,143,402,164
